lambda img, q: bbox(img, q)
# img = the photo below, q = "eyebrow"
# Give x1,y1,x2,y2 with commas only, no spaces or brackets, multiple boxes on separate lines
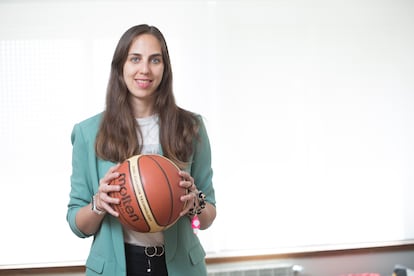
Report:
128,53,162,58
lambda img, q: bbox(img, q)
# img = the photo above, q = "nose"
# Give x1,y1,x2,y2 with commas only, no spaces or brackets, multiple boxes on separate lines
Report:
139,61,150,75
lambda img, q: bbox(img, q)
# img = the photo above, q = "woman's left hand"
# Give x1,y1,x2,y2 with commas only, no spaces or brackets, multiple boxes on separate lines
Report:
178,170,217,230
178,170,198,217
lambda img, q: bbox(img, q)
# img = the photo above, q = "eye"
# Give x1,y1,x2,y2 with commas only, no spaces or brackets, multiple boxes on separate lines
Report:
130,56,140,63
151,57,162,64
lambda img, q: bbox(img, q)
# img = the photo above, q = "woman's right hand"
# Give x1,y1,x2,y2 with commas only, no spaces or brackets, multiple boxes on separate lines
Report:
75,163,122,235
94,163,122,217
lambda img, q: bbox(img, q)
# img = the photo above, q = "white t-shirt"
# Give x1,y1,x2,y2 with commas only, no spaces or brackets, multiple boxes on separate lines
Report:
122,114,164,246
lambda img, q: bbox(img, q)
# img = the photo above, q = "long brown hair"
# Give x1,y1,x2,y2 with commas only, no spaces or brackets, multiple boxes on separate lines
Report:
95,24,198,168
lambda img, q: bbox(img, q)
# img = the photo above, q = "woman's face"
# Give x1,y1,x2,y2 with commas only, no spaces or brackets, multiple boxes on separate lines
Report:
123,33,164,114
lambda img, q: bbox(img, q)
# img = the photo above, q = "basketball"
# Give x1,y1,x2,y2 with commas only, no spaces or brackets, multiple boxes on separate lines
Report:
109,154,187,232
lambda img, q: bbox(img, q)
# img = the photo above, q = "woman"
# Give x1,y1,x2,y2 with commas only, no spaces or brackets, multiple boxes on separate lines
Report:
67,24,216,276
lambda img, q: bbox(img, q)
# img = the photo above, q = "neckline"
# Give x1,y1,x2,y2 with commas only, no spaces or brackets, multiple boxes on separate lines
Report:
136,114,158,125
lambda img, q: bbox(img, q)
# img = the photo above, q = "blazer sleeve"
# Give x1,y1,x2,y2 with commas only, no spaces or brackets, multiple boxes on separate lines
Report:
191,116,216,207
66,123,94,238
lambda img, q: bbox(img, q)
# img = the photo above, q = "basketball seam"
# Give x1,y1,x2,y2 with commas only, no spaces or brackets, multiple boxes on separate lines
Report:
131,155,163,232
146,155,175,225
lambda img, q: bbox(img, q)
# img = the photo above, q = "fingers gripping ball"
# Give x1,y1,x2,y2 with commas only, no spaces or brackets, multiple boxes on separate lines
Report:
109,154,188,232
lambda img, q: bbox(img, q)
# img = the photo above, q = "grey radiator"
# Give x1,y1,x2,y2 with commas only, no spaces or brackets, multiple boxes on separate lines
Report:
207,261,303,276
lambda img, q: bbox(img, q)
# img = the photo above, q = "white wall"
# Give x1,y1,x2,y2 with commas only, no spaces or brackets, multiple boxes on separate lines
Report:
1,0,414,269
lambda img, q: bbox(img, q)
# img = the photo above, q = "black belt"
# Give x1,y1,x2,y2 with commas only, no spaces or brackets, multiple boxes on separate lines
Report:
125,243,165,257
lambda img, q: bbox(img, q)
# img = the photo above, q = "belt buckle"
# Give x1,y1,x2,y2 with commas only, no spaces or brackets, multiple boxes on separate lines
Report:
144,245,164,257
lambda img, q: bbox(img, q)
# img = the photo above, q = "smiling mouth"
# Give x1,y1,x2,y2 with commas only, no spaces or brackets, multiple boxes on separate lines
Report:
136,79,152,89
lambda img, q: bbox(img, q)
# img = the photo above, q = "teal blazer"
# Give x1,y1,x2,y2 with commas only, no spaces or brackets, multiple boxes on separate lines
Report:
67,113,216,276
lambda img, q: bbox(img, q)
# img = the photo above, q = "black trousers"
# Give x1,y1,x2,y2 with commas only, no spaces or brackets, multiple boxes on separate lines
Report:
124,243,168,276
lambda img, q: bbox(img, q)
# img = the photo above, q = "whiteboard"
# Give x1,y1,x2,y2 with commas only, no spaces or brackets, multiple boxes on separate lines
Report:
1,0,414,268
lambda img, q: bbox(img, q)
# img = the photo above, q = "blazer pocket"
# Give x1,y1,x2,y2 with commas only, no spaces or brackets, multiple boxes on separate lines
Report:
86,254,105,274
189,243,206,265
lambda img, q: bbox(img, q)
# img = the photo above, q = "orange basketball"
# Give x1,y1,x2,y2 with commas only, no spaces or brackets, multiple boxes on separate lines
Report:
109,154,187,232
